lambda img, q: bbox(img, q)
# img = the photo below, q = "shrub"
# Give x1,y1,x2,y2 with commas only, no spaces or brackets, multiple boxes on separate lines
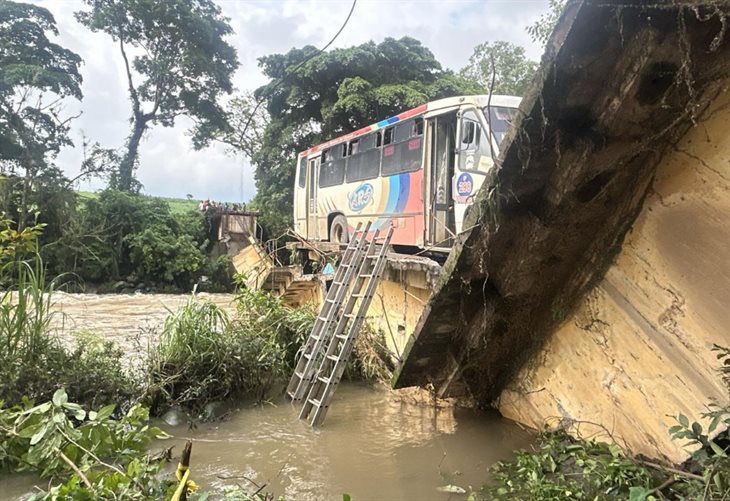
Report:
126,223,206,287
146,289,315,415
0,389,174,500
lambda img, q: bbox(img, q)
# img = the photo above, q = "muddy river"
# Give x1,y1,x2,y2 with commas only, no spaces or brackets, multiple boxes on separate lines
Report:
1,293,534,500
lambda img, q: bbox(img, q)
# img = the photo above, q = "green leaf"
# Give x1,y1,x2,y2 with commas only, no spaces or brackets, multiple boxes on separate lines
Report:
677,414,689,427
17,422,44,438
342,495,352,501
710,441,727,457
628,486,650,501
30,424,48,445
95,404,116,421
691,422,702,436
52,389,68,407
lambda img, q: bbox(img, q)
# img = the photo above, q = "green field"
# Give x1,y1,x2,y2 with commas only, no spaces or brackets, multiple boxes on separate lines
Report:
77,191,198,215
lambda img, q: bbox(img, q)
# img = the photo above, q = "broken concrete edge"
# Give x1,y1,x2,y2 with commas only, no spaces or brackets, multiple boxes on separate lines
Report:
391,0,584,390
393,1,730,410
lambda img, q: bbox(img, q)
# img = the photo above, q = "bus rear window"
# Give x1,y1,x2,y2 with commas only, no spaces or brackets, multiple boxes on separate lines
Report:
485,106,518,145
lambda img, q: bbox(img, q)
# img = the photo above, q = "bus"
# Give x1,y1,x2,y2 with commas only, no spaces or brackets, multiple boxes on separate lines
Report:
293,95,520,252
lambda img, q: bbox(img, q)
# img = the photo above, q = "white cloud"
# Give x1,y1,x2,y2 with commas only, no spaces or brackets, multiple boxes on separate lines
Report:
29,0,550,202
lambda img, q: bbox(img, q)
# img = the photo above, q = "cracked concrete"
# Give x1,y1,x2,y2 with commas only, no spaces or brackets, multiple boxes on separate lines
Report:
499,81,730,463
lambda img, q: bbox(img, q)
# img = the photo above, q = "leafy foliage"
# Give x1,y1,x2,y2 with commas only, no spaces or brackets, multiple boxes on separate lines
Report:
239,37,479,236
459,41,537,97
527,0,567,46
146,289,314,414
0,389,174,500
75,0,238,191
0,1,83,230
485,431,654,500
42,189,225,290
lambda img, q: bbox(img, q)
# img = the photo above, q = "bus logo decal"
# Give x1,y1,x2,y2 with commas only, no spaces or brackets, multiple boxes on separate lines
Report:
457,173,473,197
349,183,374,212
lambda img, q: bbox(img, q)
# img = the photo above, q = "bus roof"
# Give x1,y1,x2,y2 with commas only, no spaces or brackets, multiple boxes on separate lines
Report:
299,94,521,157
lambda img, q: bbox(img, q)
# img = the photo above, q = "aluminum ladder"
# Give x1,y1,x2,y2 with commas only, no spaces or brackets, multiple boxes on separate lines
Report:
298,225,394,426
286,222,371,402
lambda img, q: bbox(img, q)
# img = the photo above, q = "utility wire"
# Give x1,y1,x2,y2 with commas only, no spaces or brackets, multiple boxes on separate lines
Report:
237,0,358,199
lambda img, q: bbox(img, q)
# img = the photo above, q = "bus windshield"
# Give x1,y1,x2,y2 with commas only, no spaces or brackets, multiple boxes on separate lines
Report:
484,106,519,145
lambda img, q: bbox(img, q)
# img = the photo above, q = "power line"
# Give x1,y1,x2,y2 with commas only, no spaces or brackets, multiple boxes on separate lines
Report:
238,0,358,200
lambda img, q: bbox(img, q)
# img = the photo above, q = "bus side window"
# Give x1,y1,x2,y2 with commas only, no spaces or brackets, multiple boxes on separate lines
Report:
298,157,306,188
413,117,424,137
383,127,394,145
376,131,383,147
341,143,348,158
345,133,379,183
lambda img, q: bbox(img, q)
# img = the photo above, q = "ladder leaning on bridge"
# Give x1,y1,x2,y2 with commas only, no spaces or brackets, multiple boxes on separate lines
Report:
286,221,393,426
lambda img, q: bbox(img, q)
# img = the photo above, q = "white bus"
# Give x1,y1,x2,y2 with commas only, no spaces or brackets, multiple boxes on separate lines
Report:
293,95,520,251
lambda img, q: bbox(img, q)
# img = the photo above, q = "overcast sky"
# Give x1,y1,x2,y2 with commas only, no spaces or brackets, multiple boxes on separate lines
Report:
31,0,550,202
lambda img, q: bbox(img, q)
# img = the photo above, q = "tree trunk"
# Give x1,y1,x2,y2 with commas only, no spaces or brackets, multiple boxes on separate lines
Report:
118,117,147,192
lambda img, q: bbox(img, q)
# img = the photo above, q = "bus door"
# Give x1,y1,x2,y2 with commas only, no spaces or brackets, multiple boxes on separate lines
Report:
454,108,494,233
428,113,457,247
306,156,320,240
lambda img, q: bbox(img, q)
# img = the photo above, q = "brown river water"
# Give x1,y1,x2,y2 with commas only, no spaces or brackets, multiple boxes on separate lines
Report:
0,293,534,500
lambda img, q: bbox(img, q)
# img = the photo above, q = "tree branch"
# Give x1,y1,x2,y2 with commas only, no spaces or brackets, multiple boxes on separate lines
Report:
58,450,93,489
118,38,140,117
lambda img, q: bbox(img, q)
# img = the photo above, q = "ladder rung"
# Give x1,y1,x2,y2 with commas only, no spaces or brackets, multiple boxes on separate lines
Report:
326,354,339,362
318,376,330,384
317,315,328,321
332,281,343,286
351,294,365,298
309,398,322,407
344,313,356,318
304,353,312,359
335,334,348,340
325,298,336,303
360,274,373,278
295,370,304,378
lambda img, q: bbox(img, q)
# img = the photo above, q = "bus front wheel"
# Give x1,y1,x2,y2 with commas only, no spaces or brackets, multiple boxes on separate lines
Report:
329,215,350,244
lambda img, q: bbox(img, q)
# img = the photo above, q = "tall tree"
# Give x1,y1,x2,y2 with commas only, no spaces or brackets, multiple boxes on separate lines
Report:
459,41,537,97
0,1,83,229
75,0,238,192
226,37,479,236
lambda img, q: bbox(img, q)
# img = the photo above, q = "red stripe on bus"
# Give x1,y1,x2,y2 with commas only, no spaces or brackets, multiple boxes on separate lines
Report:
397,104,427,120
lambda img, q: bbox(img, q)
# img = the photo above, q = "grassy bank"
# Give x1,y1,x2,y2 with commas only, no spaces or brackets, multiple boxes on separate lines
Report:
77,191,199,215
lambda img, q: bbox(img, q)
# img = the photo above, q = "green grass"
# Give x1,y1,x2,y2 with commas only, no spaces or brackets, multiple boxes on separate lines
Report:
76,191,198,215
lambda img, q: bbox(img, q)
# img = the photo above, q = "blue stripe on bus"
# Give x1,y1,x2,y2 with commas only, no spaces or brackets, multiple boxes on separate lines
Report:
394,173,410,213
376,119,390,127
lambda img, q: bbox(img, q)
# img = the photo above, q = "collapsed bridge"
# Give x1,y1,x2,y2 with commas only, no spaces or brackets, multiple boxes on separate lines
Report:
393,0,730,462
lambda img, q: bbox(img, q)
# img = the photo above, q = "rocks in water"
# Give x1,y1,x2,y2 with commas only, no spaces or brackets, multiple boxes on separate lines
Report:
113,280,130,292
436,485,466,494
161,406,187,427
